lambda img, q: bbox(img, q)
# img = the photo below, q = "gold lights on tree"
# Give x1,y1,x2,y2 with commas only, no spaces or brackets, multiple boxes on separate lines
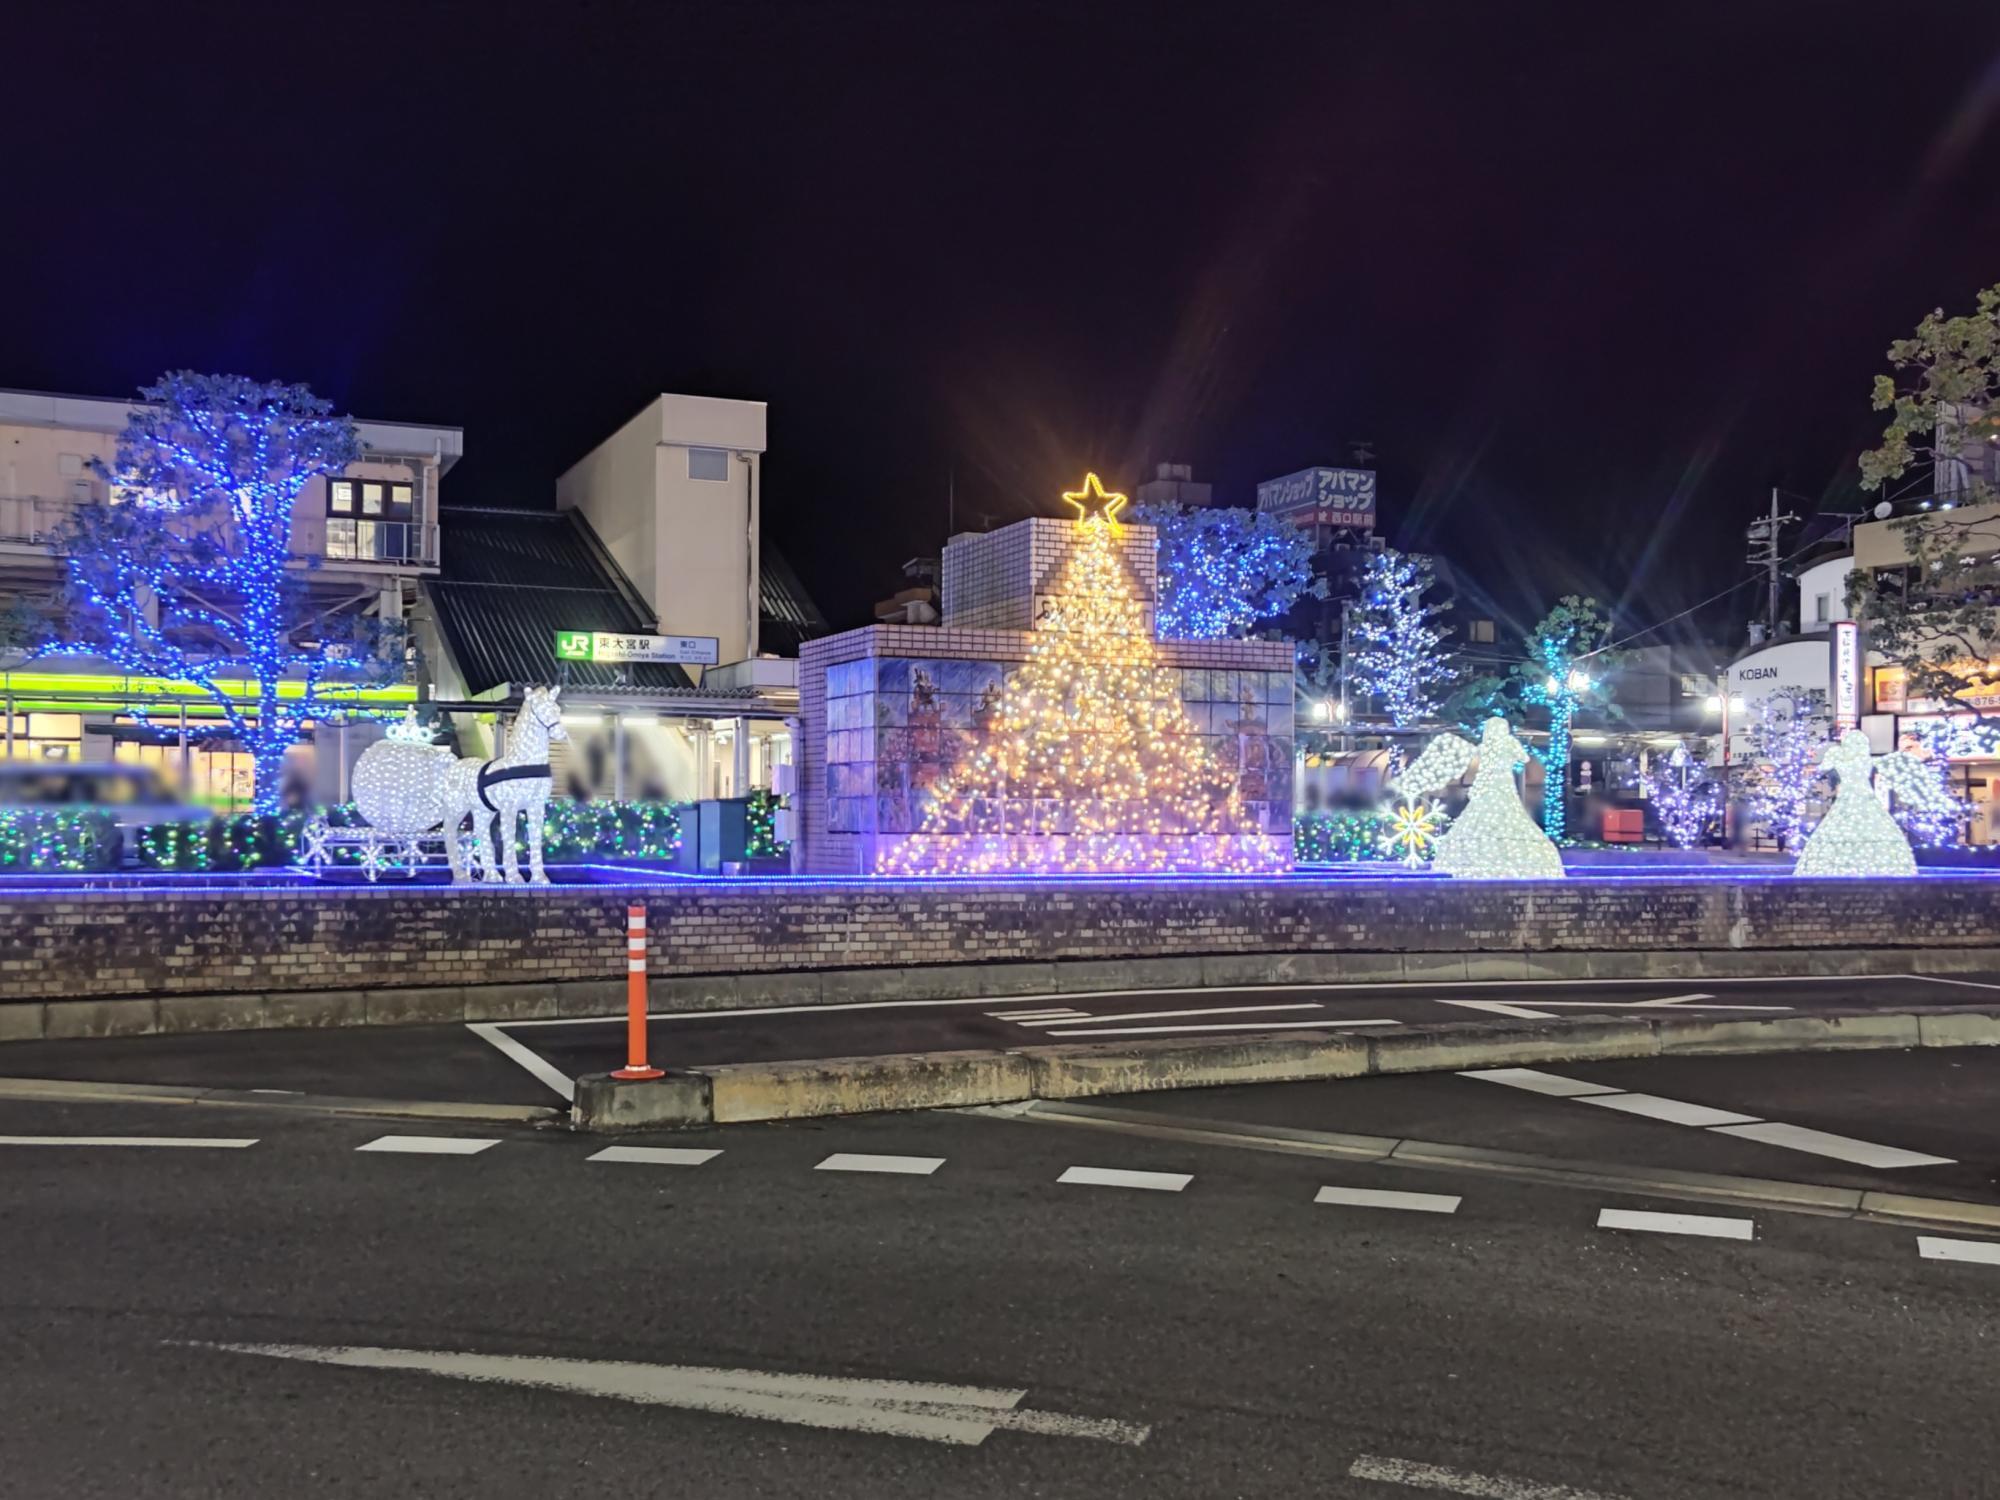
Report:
879,475,1288,875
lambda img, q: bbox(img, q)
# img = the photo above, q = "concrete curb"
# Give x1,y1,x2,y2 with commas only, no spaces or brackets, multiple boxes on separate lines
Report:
7,944,2000,1041
0,1075,561,1125
568,1001,2000,1131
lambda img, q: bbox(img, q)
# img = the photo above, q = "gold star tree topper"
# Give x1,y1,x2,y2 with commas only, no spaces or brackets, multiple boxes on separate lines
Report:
1060,472,1127,523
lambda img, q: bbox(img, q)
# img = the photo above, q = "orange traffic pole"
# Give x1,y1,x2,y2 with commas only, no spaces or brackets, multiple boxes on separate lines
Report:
611,903,662,1080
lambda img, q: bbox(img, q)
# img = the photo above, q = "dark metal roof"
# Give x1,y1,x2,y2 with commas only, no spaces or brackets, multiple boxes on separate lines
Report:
760,545,828,656
426,509,693,694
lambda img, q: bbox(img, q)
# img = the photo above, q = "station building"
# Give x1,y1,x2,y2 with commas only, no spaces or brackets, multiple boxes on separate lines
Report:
0,387,825,811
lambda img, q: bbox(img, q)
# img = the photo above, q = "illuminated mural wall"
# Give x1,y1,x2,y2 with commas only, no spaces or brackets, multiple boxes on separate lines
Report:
824,654,1294,839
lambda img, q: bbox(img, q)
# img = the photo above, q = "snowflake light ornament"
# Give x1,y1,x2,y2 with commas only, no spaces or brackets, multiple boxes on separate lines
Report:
1381,799,1445,867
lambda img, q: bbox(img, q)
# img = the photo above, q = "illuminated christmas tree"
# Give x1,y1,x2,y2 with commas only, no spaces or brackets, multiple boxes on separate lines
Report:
879,474,1288,875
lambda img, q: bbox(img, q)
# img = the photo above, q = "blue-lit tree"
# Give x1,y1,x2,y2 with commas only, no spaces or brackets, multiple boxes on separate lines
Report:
1134,500,1316,640
1643,743,1723,849
41,372,403,814
1734,690,1829,852
1513,595,1619,840
1348,549,1456,727
1884,719,1969,847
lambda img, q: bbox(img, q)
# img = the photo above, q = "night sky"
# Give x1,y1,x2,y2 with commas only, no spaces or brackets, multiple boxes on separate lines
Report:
8,2,2000,647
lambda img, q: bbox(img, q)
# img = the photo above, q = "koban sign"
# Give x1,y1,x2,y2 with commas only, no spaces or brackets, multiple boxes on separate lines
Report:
554,631,720,666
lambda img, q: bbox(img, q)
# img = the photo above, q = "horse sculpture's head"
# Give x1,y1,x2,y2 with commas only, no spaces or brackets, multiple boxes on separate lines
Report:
525,684,569,742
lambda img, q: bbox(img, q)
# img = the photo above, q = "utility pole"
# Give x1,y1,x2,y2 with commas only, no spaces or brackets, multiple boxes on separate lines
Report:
1745,487,1798,639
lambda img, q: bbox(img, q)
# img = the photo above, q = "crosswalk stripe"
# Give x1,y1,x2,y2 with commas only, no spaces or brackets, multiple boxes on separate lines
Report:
588,1146,722,1166
1058,1165,1191,1192
1597,1208,1753,1240
355,1136,500,1156
1315,1185,1461,1214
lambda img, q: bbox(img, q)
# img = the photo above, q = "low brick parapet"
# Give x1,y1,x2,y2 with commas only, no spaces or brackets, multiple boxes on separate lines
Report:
0,875,1997,1005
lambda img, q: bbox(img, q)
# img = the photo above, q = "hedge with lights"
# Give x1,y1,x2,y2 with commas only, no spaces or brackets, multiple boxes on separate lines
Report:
126,800,685,874
0,809,121,872
1293,811,1394,863
746,788,789,859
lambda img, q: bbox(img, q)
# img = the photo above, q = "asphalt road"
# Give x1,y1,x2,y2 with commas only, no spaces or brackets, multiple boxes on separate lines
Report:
7,972,1995,1109
4,1086,1999,1499
1103,1046,2000,1201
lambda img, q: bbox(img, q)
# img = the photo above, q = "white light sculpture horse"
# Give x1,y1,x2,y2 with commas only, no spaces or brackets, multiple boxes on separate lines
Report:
441,684,568,885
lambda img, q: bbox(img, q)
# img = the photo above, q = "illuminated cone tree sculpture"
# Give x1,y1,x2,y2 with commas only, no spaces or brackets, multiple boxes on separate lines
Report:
879,475,1289,875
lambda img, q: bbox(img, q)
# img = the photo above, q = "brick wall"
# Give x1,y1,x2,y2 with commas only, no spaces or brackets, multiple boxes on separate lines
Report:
1,877,1996,1002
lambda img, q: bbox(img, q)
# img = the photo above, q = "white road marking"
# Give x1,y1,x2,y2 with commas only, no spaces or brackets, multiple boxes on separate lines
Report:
1917,1236,2000,1265
1021,1002,1324,1027
1315,1185,1461,1214
1047,1019,1396,1037
1709,1121,1955,1168
1058,1165,1191,1192
1597,1208,1754,1240
1908,974,2000,992
988,1008,1089,1021
1459,1068,1622,1097
1467,1068,1953,1171
466,1021,576,1102
0,1135,258,1149
815,1152,945,1176
199,1343,1149,1447
1350,1452,1629,1498
355,1135,500,1156
1440,999,1560,1019
587,1146,721,1166
499,972,1897,1028
1443,994,1780,1021
1579,1093,1761,1128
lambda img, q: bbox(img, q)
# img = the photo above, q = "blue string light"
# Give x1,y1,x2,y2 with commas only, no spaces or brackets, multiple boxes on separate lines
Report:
37,371,399,816
1134,500,1316,641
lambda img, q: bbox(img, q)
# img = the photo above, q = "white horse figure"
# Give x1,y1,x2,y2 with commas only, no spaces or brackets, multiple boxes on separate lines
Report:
1395,716,1565,879
441,685,568,885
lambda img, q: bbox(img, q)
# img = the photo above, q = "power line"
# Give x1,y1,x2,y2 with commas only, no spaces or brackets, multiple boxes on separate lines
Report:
1580,519,1852,660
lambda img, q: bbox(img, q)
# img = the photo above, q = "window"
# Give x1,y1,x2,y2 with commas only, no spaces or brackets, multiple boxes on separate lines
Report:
688,447,730,481
328,479,410,516
1467,618,1496,644
326,479,414,561
1814,593,1830,623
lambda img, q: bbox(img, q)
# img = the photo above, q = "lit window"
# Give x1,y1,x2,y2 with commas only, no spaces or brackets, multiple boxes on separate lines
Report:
1468,619,1496,644
688,447,730,481
388,482,412,510
362,483,385,516
329,481,355,515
